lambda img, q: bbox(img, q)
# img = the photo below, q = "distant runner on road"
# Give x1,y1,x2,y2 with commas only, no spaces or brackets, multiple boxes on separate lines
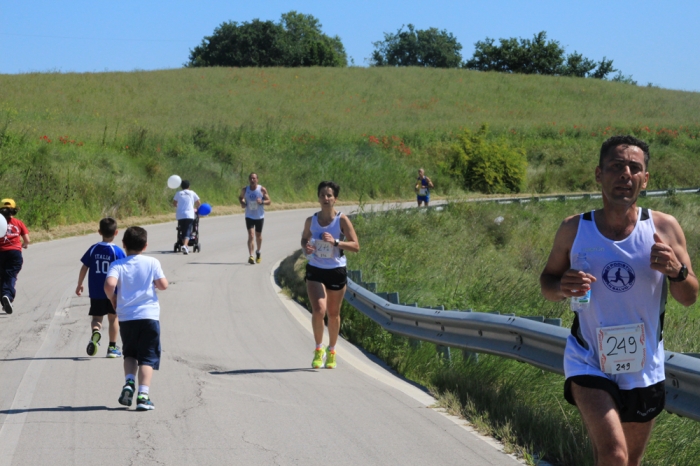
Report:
239,173,270,264
301,181,359,369
0,198,30,315
415,168,433,207
540,135,698,466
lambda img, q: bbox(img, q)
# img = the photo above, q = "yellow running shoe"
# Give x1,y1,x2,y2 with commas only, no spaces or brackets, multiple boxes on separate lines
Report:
325,349,337,369
311,347,326,369
256,251,261,264
248,255,255,264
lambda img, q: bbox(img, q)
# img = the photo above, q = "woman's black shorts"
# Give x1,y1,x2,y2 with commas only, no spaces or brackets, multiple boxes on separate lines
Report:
305,264,347,291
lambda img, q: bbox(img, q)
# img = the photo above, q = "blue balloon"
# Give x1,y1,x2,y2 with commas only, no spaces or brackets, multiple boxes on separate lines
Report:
198,203,212,216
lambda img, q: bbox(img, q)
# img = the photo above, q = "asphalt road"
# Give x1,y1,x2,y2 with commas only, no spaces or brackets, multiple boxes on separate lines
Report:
0,207,522,465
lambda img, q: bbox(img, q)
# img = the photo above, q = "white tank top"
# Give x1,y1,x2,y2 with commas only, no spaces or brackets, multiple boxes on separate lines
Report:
564,208,667,389
307,212,346,269
244,185,264,220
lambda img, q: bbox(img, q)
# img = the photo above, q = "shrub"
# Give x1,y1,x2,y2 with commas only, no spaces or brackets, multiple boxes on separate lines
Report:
445,125,527,194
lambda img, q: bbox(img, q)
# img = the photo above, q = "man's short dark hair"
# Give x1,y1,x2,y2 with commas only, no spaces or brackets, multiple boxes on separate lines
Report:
599,135,650,169
181,180,190,189
317,181,340,198
99,217,118,237
123,226,147,252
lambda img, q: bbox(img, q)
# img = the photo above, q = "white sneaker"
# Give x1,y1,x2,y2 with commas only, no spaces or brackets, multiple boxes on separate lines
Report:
182,246,189,255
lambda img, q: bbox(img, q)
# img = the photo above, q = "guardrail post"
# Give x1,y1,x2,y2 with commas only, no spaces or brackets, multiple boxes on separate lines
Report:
366,282,377,292
387,292,399,304
462,349,478,363
437,345,451,361
460,309,478,362
544,318,562,327
433,305,449,359
404,302,422,348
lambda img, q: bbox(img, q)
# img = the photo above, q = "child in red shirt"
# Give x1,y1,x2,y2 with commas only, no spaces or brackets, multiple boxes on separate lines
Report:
0,199,30,314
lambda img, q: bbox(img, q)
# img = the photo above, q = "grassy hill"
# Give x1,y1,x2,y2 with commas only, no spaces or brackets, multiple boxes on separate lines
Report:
1,67,699,228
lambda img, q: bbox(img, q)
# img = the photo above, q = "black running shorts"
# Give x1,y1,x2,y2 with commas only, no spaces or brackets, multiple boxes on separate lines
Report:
89,298,116,316
245,217,264,233
305,264,347,291
565,375,665,423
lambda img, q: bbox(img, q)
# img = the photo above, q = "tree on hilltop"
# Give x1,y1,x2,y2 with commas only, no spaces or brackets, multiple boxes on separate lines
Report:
370,24,463,68
464,31,624,81
186,11,347,68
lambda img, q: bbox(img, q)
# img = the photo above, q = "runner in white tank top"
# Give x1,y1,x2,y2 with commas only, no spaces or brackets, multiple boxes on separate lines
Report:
301,181,359,369
540,136,697,465
238,173,270,264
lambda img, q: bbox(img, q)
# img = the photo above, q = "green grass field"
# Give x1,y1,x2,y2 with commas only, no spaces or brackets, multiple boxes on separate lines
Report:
1,67,699,229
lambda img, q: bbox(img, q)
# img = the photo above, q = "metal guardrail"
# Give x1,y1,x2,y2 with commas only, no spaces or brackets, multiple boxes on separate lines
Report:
344,276,700,421
343,187,700,421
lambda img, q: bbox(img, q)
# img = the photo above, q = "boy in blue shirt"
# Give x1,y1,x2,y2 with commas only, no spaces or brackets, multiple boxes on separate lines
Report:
105,226,168,411
76,218,125,357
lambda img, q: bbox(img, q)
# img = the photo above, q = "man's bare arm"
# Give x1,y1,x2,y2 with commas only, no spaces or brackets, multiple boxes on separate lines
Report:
652,212,698,306
540,215,596,301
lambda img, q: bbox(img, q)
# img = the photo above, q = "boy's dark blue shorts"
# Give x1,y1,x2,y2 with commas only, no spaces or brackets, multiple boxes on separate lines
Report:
89,298,116,316
120,319,161,370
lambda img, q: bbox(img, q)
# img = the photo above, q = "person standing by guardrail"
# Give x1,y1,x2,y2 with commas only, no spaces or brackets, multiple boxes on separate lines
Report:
301,181,359,369
415,168,433,207
540,135,698,466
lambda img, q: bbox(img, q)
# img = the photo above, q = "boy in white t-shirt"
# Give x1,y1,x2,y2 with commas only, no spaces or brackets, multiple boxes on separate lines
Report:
105,226,168,411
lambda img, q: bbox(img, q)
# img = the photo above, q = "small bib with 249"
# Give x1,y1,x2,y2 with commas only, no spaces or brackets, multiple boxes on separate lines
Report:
314,240,334,259
597,323,646,374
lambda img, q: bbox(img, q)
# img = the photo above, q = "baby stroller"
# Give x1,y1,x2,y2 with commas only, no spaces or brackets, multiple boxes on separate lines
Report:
174,212,201,253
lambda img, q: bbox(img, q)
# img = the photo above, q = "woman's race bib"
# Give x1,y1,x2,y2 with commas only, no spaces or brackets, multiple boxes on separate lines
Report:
418,188,427,196
314,240,334,259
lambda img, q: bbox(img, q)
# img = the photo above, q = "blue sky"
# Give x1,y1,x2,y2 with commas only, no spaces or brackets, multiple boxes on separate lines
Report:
2,0,698,92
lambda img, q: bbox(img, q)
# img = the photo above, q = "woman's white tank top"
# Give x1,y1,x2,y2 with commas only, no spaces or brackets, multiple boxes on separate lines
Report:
564,208,667,389
307,212,346,269
244,185,264,220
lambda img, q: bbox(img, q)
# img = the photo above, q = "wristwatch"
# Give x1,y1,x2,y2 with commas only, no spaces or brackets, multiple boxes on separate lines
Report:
669,263,688,282
334,239,340,247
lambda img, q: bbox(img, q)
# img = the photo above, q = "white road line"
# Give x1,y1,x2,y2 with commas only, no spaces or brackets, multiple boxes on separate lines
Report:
0,289,72,466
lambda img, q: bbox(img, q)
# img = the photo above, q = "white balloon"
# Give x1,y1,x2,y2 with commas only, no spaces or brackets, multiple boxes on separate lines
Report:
0,215,6,238
167,175,182,189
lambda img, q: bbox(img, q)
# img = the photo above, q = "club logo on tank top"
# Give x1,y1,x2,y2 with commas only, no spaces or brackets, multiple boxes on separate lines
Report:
602,261,636,292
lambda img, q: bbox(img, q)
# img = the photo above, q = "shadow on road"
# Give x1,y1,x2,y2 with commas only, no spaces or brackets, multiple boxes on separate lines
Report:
187,262,244,265
0,357,90,362
0,405,124,414
210,368,317,375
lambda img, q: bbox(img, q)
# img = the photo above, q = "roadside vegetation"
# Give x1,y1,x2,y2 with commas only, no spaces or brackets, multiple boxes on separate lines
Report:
279,195,700,465
1,67,699,230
